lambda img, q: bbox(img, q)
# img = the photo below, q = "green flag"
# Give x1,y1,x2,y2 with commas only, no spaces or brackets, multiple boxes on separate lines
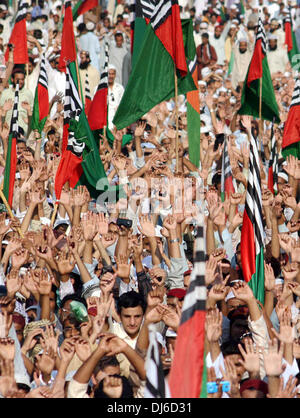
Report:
113,19,197,130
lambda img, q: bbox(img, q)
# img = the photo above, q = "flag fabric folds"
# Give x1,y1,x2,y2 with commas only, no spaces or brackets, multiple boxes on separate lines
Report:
240,134,265,304
268,123,278,194
5,0,28,64
113,19,196,130
187,55,200,169
31,54,49,134
140,0,187,76
144,324,170,398
238,17,280,123
168,216,207,398
3,83,20,207
284,7,299,68
282,78,300,159
58,0,77,73
88,42,109,131
221,135,235,202
55,66,84,200
72,0,98,20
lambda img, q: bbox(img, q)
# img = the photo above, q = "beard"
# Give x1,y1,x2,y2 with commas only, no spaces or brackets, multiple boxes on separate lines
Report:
269,44,277,51
79,61,89,70
239,48,247,54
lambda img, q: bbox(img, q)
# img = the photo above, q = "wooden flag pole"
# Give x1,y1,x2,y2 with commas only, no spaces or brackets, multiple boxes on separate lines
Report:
174,64,179,173
0,188,24,238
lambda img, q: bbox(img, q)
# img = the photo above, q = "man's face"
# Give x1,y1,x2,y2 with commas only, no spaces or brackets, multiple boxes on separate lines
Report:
28,61,34,74
95,364,120,382
80,52,89,64
270,23,278,32
108,69,116,84
12,73,25,90
199,84,206,93
115,34,123,47
214,27,222,38
120,306,144,338
17,142,27,156
269,39,277,50
239,41,248,53
14,321,24,345
202,35,209,44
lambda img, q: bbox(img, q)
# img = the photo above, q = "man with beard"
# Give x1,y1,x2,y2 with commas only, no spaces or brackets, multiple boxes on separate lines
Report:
79,50,100,103
196,33,217,80
0,67,34,136
268,17,285,48
231,38,253,90
107,64,124,130
209,21,231,66
266,35,289,75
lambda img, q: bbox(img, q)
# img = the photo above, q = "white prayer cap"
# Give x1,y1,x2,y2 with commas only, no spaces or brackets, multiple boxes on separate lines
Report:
199,21,208,28
268,34,278,40
225,290,235,302
198,80,207,86
230,96,237,104
86,21,95,31
232,19,239,24
215,69,223,75
275,278,284,285
284,72,291,77
108,63,117,71
0,4,7,10
283,7,289,13
230,24,237,29
239,37,248,43
230,4,238,9
166,329,177,338
278,171,288,182
201,67,211,78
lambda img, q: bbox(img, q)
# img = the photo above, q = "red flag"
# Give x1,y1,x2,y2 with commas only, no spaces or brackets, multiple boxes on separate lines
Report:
140,0,187,76
246,18,266,86
58,0,77,73
282,78,300,151
5,0,28,64
74,0,98,16
88,42,109,130
169,223,207,398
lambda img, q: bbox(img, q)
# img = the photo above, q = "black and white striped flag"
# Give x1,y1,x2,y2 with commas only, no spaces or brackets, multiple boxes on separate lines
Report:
144,324,170,398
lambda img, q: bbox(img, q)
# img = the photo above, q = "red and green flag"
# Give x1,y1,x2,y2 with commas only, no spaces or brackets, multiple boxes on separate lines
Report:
58,0,77,74
238,17,280,124
5,0,28,64
31,54,49,134
72,0,98,20
88,42,109,130
282,78,300,159
241,133,265,304
169,220,207,398
113,18,197,130
3,83,20,207
284,7,299,69
187,55,200,168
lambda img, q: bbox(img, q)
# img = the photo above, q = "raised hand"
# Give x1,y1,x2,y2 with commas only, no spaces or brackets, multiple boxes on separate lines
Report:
115,255,132,280
232,281,255,303
238,337,260,378
205,255,218,286
11,248,29,269
100,272,117,295
271,309,293,344
160,304,180,331
263,338,285,377
147,288,164,309
34,269,52,296
264,262,275,291
96,212,109,235
56,251,75,275
81,212,98,241
6,269,21,298
282,262,298,282
208,283,229,303
75,338,91,362
138,214,156,237
101,232,117,249
0,338,15,362
149,266,167,288
205,308,222,343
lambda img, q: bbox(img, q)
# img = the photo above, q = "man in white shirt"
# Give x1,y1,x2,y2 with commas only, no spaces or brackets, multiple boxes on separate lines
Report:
267,34,289,75
107,64,124,130
209,21,231,66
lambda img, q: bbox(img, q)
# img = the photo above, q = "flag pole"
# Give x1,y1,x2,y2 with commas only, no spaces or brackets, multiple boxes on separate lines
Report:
174,64,179,173
259,76,263,158
0,188,24,238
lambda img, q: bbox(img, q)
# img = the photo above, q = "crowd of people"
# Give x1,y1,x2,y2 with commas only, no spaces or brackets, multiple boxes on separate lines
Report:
0,0,298,400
